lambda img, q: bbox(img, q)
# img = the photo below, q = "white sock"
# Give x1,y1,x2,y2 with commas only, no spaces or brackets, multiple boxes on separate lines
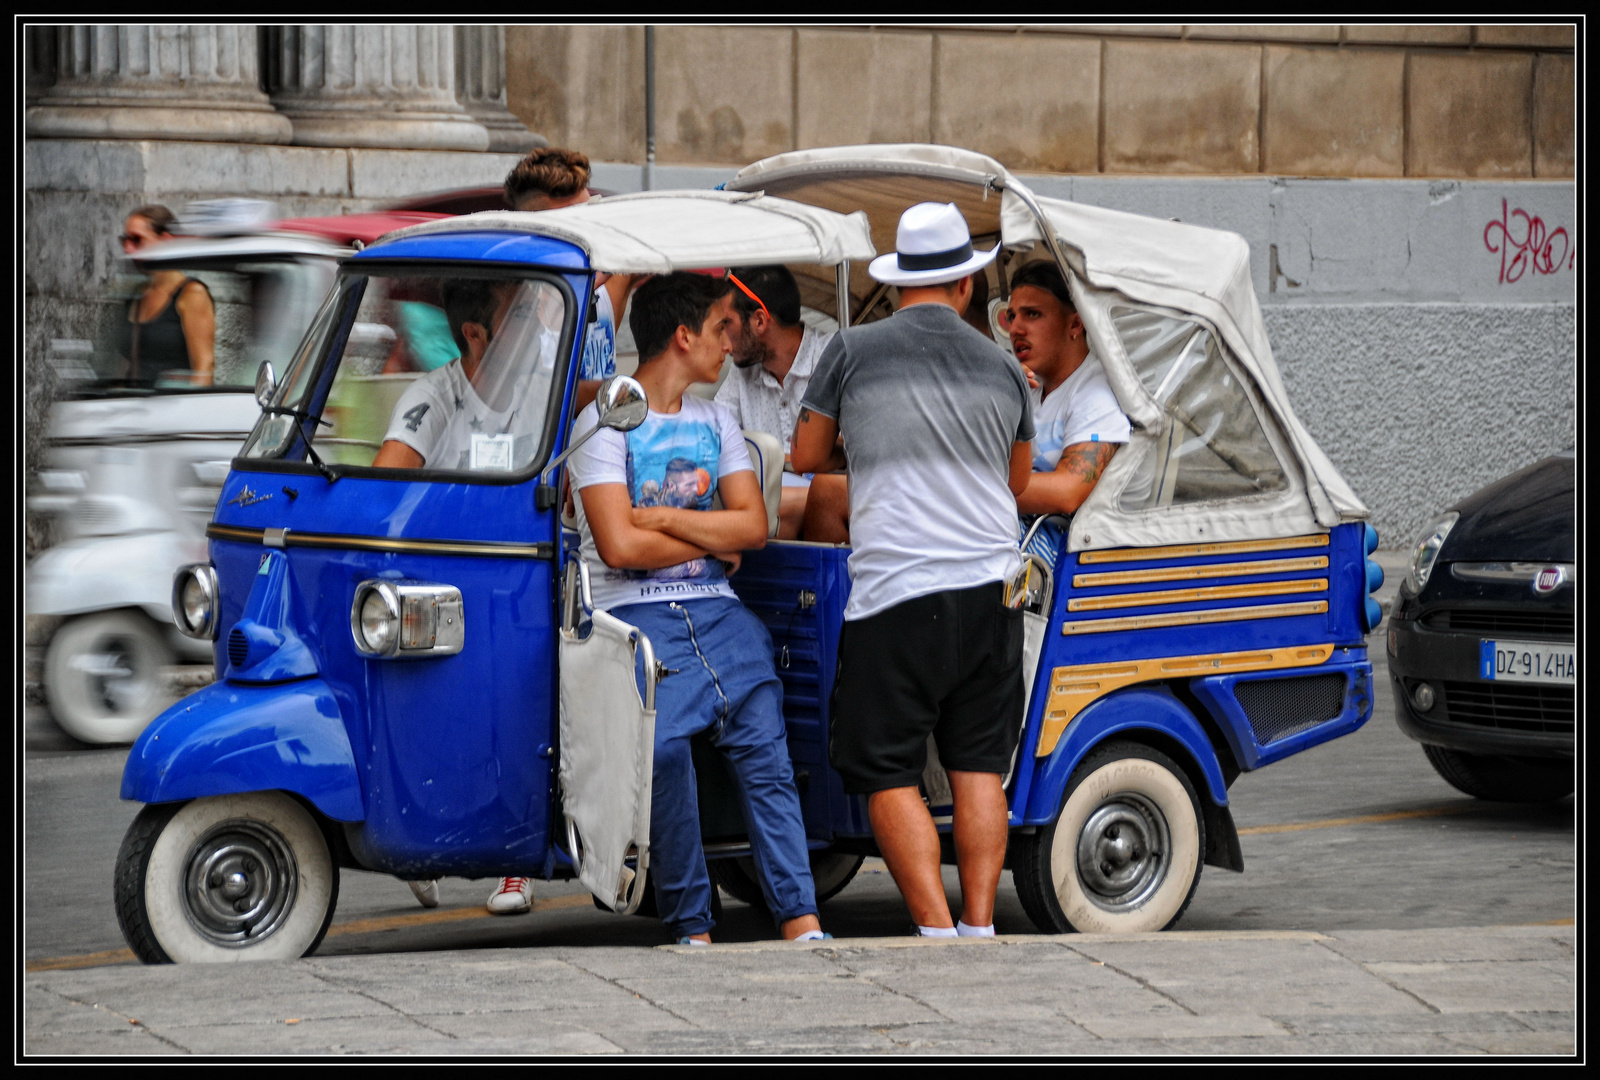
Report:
793,929,826,942
956,920,995,937
917,924,959,938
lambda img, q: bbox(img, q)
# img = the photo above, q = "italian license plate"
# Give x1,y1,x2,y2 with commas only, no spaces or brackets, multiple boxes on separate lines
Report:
1480,640,1576,685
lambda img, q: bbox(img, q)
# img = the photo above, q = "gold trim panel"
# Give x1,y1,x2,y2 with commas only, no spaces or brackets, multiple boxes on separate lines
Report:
1074,555,1329,588
1061,600,1328,635
1036,643,1336,756
1078,534,1330,565
1067,578,1328,612
207,523,553,560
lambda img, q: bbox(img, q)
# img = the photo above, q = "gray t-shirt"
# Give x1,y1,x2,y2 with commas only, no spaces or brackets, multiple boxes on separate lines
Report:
801,303,1035,620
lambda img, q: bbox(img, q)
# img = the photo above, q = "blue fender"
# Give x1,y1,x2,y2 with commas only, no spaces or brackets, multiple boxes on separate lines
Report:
121,677,364,822
1023,686,1229,825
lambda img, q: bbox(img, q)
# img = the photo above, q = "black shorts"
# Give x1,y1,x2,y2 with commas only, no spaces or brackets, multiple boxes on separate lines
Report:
828,581,1025,795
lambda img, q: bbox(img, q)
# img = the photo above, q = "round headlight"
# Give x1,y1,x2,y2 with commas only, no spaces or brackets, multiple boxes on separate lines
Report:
353,584,400,656
1404,512,1459,596
1412,682,1436,712
171,564,218,639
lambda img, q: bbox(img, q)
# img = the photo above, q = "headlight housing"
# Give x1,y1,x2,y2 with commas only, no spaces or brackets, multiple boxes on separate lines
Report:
171,563,220,639
350,580,464,658
1403,512,1459,596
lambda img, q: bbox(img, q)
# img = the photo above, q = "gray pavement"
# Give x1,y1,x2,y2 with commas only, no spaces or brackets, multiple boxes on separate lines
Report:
24,925,1575,1055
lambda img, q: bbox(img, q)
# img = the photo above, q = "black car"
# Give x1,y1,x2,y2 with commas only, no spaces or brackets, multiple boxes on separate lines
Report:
1387,449,1575,803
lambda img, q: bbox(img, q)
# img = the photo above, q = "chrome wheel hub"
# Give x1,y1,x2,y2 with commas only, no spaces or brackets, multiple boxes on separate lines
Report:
182,819,298,947
1075,793,1171,912
69,637,147,713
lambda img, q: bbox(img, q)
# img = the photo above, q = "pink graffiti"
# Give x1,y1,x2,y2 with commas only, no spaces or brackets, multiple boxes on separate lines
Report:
1484,198,1575,284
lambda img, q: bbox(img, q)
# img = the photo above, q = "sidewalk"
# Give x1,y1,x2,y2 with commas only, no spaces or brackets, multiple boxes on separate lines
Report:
24,923,1575,1056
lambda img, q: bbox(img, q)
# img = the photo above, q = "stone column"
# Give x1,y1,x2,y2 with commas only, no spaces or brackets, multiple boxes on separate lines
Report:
26,25,292,143
456,25,545,153
265,25,488,152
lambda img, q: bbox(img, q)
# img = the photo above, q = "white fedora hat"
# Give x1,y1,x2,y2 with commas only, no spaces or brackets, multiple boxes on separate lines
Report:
868,201,997,286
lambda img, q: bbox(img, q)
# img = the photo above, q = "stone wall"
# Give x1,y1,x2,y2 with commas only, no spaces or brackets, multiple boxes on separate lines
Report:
506,24,1575,179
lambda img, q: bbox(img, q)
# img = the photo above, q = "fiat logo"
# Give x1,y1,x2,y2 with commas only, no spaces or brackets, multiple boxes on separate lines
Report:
1533,566,1565,594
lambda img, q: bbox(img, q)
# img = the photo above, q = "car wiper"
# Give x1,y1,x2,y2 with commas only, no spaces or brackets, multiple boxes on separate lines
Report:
258,405,339,483
301,439,339,484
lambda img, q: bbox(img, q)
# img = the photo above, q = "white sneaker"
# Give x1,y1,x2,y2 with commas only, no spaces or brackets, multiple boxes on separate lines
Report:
405,879,440,909
486,876,535,915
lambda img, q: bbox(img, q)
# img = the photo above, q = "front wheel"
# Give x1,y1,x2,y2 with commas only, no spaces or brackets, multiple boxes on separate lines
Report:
710,850,865,911
114,792,339,963
45,611,176,745
1013,741,1204,934
1423,745,1574,803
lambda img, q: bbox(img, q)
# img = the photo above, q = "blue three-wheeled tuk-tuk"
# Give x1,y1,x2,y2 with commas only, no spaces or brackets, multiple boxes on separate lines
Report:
115,146,1385,962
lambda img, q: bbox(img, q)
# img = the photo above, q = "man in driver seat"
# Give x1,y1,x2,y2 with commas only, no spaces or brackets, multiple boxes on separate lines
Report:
1006,261,1130,560
372,278,526,471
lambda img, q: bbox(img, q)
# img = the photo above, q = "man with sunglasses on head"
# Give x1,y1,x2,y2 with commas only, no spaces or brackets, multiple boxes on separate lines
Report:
714,265,837,539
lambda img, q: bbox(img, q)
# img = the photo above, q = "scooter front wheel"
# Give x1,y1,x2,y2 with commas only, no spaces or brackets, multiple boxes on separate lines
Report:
45,610,175,745
114,792,339,963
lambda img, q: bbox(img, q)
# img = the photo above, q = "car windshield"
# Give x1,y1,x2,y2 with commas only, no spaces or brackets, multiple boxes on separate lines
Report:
60,260,336,397
241,268,571,477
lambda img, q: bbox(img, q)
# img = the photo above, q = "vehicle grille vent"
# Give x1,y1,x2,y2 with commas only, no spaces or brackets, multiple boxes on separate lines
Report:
1233,674,1346,744
228,628,249,669
1421,608,1574,638
1439,680,1574,734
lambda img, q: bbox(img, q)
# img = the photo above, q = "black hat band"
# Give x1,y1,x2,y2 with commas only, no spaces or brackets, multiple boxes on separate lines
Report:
897,241,973,272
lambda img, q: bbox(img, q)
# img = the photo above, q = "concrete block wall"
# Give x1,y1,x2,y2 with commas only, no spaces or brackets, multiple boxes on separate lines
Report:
506,24,1575,179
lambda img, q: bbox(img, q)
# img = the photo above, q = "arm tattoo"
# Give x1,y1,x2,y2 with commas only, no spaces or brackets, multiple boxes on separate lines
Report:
1058,442,1117,485
798,407,812,424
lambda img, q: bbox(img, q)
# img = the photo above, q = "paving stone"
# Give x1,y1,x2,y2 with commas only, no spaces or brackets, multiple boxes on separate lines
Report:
1077,1013,1289,1039
24,983,143,1035
404,1021,625,1054
1322,925,1573,964
25,1025,188,1056
147,1014,456,1055
1270,1010,1537,1036
302,953,642,1017
1365,960,1575,1015
1442,1029,1575,1055
28,965,389,1030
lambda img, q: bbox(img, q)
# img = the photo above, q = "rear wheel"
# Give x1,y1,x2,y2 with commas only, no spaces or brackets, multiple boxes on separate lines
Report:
114,792,339,963
1013,741,1204,934
45,611,176,745
710,850,864,910
1423,745,1574,803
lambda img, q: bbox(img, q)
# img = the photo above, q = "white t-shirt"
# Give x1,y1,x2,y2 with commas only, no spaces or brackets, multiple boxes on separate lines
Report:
580,286,617,381
382,359,542,472
567,395,754,612
1031,352,1130,471
714,326,833,481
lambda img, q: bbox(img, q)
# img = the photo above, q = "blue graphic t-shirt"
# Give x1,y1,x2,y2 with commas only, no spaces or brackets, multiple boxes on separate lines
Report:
567,395,753,611
579,287,617,381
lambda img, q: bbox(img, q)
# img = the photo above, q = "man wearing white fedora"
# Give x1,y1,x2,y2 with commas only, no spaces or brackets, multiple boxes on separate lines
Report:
791,202,1034,939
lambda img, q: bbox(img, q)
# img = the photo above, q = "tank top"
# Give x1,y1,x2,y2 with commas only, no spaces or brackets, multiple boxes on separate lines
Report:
116,278,207,384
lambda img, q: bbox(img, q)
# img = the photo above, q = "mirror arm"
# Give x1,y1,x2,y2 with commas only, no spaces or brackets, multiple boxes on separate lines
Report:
541,421,604,484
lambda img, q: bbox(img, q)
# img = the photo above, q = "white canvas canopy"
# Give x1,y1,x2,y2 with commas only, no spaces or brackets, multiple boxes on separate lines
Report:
381,189,877,274
731,144,1370,549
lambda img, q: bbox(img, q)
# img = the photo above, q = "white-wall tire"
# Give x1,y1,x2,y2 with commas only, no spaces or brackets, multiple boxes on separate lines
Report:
115,792,338,964
45,610,175,745
1014,741,1204,934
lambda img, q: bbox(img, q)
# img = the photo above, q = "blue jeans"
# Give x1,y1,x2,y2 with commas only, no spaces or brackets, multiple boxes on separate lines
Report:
614,597,818,937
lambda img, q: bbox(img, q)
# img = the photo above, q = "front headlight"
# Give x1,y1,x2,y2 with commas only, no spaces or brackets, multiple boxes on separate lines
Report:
171,564,219,639
350,579,464,658
1403,512,1459,595
353,582,401,656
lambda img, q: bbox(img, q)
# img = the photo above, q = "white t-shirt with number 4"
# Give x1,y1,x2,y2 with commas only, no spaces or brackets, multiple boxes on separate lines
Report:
382,359,539,471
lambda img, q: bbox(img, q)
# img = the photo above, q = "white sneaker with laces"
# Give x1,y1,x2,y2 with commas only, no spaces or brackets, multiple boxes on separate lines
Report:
405,879,440,908
486,876,535,915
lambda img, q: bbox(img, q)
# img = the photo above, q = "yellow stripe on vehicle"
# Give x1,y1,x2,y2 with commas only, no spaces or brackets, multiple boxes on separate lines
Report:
1067,578,1328,612
1061,600,1328,635
1035,643,1334,756
1077,534,1330,565
1073,555,1330,588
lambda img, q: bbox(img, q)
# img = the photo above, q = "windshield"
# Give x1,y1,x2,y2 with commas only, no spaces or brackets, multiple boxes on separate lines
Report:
241,268,571,477
63,260,336,396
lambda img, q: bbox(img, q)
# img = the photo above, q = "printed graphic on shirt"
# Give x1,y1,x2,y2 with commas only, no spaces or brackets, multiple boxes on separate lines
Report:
607,417,725,587
579,287,616,381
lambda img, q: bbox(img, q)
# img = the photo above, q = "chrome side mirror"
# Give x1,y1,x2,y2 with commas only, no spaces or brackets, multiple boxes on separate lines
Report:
542,375,648,480
254,360,277,407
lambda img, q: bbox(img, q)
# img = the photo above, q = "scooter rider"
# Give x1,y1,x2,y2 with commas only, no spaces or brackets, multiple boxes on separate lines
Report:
568,271,827,944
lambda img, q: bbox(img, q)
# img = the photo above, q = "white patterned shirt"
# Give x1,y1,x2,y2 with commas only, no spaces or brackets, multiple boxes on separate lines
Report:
714,326,833,458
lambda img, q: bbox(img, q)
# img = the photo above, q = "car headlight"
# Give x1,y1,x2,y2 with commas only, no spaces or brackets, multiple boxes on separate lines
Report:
353,582,401,656
1403,512,1459,595
171,564,220,640
351,579,464,658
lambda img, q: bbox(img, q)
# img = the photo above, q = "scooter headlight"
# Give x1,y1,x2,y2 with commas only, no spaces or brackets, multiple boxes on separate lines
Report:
353,582,401,657
171,564,219,640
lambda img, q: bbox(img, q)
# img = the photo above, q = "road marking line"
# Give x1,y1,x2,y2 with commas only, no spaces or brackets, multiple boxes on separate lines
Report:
1238,804,1478,835
1524,917,1575,926
24,894,598,973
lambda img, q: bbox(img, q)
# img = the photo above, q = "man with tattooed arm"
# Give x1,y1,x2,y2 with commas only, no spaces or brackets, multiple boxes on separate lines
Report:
1005,261,1130,560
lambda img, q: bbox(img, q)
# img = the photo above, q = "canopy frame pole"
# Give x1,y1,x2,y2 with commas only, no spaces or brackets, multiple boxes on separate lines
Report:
643,26,656,191
834,261,850,327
